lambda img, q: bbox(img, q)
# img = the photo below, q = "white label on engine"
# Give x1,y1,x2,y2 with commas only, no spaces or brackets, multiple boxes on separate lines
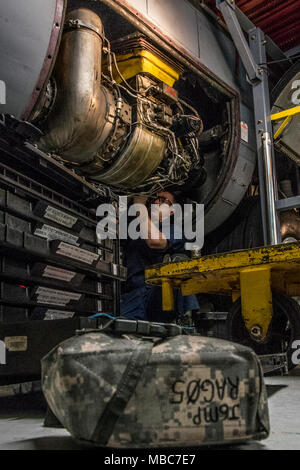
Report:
36,287,82,306
5,336,27,352
97,282,102,294
42,265,76,282
44,309,75,320
97,300,102,311
44,206,78,228
112,264,118,276
34,224,79,245
0,341,5,364
241,121,248,142
56,242,100,265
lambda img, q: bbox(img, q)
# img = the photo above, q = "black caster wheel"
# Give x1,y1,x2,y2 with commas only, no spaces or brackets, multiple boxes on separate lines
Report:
228,294,300,370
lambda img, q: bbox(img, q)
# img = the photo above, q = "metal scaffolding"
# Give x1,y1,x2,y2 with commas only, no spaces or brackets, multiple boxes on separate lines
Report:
217,0,300,246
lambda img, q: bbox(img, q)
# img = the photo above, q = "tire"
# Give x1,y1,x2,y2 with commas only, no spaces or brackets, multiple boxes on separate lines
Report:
228,293,300,370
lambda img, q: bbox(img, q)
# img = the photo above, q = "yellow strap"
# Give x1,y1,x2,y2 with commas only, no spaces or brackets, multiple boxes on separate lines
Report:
274,116,292,140
271,106,300,122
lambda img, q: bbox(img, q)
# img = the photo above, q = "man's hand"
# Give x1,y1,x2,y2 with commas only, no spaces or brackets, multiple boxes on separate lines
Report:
132,194,167,249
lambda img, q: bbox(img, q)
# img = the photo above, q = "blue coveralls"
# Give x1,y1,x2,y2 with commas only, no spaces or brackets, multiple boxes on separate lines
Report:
120,224,199,322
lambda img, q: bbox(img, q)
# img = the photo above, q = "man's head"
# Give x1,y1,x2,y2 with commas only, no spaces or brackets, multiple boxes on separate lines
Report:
149,191,176,222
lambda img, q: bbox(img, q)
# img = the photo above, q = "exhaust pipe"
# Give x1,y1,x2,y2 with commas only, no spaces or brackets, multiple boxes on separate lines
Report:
38,8,116,165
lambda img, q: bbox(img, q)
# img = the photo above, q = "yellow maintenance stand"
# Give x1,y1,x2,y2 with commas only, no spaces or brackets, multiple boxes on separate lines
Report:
145,242,300,341
145,242,300,369
145,242,300,368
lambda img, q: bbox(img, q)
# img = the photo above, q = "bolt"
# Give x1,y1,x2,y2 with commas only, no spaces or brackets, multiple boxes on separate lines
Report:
262,40,267,45
251,325,262,338
251,35,256,40
257,120,262,124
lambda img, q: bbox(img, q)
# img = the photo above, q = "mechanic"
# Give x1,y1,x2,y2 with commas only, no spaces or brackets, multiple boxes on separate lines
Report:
120,190,199,323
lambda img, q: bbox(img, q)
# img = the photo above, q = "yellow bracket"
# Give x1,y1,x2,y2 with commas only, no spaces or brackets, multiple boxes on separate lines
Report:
240,266,273,341
273,116,292,140
271,106,300,121
161,279,174,312
271,106,300,140
103,49,180,87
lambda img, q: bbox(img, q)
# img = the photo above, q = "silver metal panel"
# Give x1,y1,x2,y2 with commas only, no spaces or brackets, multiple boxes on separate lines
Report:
276,197,300,212
0,0,65,119
125,0,239,90
196,10,237,89
123,0,148,16
147,0,199,57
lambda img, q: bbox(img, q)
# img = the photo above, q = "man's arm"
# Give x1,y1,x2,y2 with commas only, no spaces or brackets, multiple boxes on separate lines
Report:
133,196,167,250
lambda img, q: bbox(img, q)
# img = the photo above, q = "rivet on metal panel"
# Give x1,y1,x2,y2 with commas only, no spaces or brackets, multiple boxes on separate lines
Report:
250,325,262,338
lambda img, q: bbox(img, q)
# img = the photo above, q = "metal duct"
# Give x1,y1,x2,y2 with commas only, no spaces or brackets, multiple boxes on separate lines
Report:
38,8,116,165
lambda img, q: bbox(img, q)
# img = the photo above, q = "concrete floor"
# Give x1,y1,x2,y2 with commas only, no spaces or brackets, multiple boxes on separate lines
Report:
0,369,299,451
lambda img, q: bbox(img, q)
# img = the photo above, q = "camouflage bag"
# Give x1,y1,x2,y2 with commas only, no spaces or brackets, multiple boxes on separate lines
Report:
41,318,269,448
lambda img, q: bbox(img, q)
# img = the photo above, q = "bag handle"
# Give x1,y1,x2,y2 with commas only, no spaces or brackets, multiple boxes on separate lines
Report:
90,338,154,446
78,316,184,338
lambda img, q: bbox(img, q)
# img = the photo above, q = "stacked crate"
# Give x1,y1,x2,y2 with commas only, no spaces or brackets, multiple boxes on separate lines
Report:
0,117,126,383
0,185,126,321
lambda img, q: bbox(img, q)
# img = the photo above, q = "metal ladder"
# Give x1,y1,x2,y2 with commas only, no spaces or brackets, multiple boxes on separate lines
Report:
217,0,300,246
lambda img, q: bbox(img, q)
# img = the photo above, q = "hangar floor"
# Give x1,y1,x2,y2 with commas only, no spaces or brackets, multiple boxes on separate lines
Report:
0,367,299,451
